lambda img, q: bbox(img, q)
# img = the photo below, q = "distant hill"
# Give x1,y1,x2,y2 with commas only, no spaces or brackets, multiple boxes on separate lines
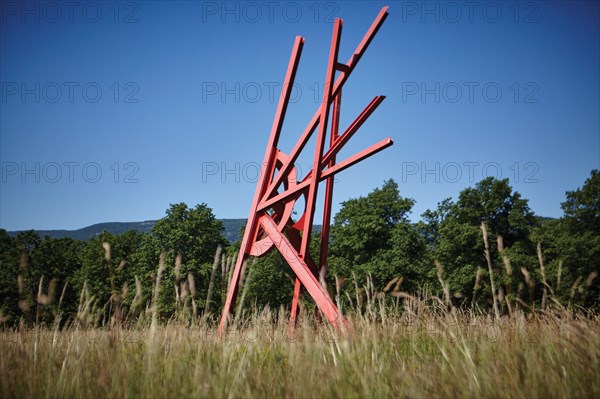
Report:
5,215,554,244
7,219,247,243
220,219,247,243
6,219,322,244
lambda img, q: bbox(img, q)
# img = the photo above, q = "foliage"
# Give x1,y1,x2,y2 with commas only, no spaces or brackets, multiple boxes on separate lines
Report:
0,230,19,322
0,172,598,324
531,170,600,309
329,179,433,297
562,169,600,232
243,251,295,314
433,177,537,306
149,203,226,318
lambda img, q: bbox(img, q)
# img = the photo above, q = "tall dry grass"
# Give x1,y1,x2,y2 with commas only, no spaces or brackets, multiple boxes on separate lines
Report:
1,300,598,398
2,240,599,398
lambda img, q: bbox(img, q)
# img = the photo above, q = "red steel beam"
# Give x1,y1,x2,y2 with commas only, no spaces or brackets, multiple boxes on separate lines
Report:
259,214,343,330
257,95,385,213
291,95,386,186
321,137,394,178
219,36,304,335
260,7,389,204
299,18,343,258
290,89,343,328
320,95,385,168
289,278,302,330
287,226,318,329
219,7,391,336
319,89,342,286
256,136,394,212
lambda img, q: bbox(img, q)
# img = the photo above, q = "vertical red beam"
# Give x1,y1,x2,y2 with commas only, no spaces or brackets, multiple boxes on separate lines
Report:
289,226,303,330
318,88,341,287
219,36,304,336
292,22,342,328
289,278,302,330
288,226,318,330
299,19,343,259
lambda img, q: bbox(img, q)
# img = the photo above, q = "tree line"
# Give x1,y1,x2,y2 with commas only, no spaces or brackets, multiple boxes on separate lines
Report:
1,170,598,327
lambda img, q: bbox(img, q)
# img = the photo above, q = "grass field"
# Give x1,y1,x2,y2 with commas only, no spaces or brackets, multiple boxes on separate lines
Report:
2,300,599,399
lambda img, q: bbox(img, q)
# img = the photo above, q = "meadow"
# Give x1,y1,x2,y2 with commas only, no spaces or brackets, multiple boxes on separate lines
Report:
2,173,599,398
2,298,599,398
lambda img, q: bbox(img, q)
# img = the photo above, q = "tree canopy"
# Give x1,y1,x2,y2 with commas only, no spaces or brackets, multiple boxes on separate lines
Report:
1,171,598,325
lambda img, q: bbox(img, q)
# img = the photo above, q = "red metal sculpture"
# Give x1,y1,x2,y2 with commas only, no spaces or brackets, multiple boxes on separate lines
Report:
218,6,392,335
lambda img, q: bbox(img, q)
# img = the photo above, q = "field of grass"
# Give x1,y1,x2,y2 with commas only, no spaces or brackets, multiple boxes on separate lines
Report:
2,299,599,399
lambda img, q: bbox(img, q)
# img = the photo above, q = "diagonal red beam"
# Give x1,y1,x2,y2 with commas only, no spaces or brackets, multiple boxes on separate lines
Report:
243,35,304,255
321,95,385,168
321,137,393,178
257,136,394,212
347,6,389,72
256,95,384,212
260,7,389,204
259,214,344,330
219,36,304,336
267,37,305,157
259,179,311,211
290,278,302,330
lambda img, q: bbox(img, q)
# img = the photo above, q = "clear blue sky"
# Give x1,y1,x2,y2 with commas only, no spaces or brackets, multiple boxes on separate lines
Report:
1,1,598,231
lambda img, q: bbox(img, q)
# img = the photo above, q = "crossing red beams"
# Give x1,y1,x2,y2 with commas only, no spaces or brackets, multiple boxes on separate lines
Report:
218,7,392,336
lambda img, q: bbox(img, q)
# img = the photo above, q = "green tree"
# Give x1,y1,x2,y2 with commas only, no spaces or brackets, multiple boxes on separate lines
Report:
532,170,600,309
146,203,226,318
13,231,42,323
418,198,453,249
75,230,144,324
452,177,535,246
29,237,83,322
562,170,600,233
243,249,295,314
0,231,84,325
328,180,431,296
74,231,117,322
434,177,537,307
128,232,161,316
0,230,19,324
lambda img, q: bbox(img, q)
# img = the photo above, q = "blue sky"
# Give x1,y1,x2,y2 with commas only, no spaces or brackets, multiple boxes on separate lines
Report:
1,1,598,231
